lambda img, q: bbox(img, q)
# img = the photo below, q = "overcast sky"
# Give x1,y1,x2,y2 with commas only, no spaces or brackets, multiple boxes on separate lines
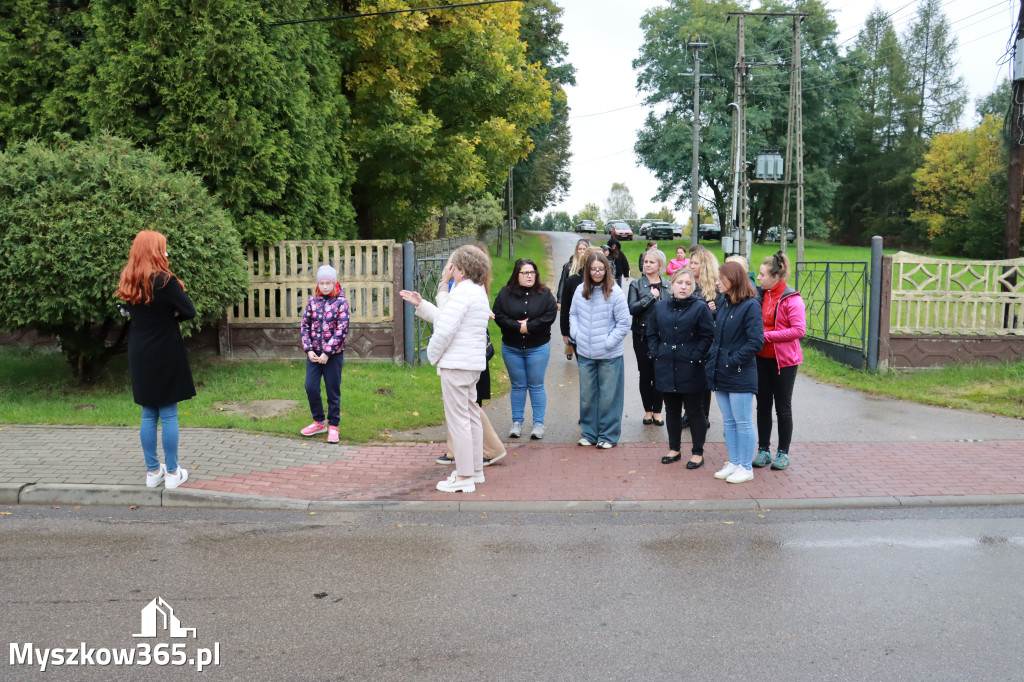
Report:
545,0,1019,222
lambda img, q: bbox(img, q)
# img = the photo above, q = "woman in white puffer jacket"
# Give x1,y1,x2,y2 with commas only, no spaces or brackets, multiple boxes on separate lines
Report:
569,250,632,449
399,245,492,493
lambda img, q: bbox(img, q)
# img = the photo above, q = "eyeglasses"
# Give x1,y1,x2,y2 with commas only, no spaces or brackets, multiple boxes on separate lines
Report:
589,268,606,274
519,270,537,276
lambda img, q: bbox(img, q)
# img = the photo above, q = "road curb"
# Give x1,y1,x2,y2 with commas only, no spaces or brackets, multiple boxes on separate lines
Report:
4,483,1024,512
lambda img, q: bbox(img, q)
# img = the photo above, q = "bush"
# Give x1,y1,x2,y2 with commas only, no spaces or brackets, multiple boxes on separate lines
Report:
0,135,248,382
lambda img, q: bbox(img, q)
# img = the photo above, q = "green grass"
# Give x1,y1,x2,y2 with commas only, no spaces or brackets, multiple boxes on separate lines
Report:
0,346,447,443
801,346,1024,419
0,232,549,444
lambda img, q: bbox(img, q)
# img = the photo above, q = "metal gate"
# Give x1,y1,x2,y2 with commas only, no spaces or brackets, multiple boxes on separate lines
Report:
411,256,449,363
794,261,869,368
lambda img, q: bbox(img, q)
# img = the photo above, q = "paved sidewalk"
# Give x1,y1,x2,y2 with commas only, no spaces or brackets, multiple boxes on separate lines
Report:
1,424,1022,511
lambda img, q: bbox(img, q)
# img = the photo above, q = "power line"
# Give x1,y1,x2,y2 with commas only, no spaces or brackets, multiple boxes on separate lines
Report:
569,102,644,119
268,0,522,27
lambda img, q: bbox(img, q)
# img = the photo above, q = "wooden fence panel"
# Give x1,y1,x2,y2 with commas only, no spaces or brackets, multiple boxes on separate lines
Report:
230,240,394,324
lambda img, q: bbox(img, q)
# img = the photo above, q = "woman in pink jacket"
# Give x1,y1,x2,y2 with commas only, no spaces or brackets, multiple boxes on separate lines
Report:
753,252,805,470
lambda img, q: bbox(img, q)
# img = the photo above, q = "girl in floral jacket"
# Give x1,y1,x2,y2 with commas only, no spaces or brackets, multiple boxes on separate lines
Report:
299,265,350,443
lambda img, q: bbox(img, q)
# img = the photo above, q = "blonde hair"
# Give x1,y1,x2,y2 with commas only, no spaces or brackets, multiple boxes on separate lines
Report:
689,245,719,303
761,251,791,281
725,255,748,271
669,267,694,286
642,248,667,272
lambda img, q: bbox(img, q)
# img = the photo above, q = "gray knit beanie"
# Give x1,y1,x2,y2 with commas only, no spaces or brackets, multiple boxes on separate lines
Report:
316,265,337,282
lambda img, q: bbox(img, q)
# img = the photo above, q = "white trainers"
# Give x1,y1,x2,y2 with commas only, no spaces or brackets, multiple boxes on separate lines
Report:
164,466,189,489
595,441,614,449
509,422,523,438
577,438,594,446
714,462,738,480
146,463,166,488
530,424,544,440
436,476,476,493
447,470,485,484
726,466,754,484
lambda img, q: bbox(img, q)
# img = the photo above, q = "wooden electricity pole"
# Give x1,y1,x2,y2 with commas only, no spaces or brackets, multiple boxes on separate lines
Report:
780,15,805,262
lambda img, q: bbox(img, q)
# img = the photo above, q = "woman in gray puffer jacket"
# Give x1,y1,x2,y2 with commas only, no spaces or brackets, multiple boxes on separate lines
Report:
569,251,631,449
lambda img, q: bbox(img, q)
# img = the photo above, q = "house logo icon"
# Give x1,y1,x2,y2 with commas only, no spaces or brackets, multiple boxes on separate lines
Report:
133,597,197,639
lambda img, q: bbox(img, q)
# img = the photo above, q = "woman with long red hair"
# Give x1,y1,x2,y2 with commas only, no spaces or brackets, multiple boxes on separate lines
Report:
116,230,196,489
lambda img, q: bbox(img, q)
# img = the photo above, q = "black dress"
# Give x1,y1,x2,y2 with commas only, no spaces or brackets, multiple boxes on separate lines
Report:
126,274,197,407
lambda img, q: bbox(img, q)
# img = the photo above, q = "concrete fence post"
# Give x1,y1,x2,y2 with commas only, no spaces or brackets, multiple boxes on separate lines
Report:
867,235,883,371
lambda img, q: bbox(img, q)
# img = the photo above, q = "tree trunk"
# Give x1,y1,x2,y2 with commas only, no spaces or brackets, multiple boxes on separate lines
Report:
437,206,448,239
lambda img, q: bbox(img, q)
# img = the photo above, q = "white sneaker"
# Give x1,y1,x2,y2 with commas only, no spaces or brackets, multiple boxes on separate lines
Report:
714,462,738,480
448,470,485,484
509,422,523,438
164,466,189,489
726,466,754,484
530,424,544,439
436,476,476,493
146,463,166,488
577,438,594,446
595,441,614,449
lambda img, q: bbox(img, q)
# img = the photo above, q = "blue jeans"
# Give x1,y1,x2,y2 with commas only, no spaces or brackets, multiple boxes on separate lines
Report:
502,342,550,425
305,353,344,426
578,355,624,444
140,403,180,474
716,391,756,469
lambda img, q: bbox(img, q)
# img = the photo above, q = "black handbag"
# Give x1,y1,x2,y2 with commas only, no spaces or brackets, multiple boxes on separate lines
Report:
485,340,495,362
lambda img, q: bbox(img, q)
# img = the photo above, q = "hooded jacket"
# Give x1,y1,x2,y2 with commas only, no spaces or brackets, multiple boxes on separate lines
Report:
757,283,806,371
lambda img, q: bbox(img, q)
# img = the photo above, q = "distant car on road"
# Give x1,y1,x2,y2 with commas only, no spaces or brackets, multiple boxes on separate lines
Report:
639,220,668,238
698,222,721,240
605,220,625,234
576,220,597,234
765,226,795,243
610,222,634,240
668,223,685,239
647,224,675,241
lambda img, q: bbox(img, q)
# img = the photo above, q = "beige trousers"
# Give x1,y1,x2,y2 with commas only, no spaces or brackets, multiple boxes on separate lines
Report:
447,409,505,461
439,368,483,476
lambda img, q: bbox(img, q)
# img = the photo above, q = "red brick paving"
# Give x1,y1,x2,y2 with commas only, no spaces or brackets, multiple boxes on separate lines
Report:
186,440,1024,502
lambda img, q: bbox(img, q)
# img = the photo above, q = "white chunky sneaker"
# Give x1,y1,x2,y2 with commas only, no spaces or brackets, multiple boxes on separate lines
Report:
726,466,754,484
714,462,738,480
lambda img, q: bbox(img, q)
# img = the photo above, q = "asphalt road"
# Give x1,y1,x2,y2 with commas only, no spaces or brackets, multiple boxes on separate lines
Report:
3,504,1023,681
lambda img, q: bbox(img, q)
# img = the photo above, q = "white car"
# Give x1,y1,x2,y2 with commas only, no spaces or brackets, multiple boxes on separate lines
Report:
576,220,597,234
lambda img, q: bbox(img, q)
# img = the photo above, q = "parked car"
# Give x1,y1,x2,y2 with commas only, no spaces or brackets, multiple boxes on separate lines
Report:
698,222,721,240
576,220,597,234
639,220,667,238
610,222,634,240
605,220,625,234
648,224,675,241
667,223,685,239
765,226,795,243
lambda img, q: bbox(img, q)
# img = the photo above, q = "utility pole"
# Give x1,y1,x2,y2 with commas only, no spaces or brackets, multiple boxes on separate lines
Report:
1005,0,1024,260
726,13,748,264
688,39,707,250
780,15,805,262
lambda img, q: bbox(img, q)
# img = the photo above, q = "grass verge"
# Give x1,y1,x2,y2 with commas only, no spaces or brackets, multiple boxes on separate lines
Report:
0,232,550,444
801,346,1024,419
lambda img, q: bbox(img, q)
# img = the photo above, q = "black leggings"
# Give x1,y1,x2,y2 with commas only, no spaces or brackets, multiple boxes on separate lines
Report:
756,356,797,452
663,391,707,455
633,331,663,414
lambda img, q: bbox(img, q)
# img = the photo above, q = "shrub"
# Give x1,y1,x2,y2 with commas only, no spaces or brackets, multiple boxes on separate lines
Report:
0,135,248,383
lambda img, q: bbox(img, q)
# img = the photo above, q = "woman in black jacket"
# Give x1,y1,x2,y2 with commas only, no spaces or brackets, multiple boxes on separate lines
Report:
493,258,558,439
627,248,670,426
115,230,196,490
606,236,630,288
705,262,763,484
556,238,591,310
647,268,714,467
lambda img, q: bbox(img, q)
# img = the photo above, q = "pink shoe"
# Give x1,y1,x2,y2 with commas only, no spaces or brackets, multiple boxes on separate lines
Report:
327,425,340,444
301,420,328,436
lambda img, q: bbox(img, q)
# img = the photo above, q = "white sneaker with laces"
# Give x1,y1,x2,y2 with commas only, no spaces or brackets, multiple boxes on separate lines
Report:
530,424,544,440
714,462,738,480
595,441,614,449
146,463,166,488
726,466,754,484
436,476,476,493
577,438,594,446
164,466,189,489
